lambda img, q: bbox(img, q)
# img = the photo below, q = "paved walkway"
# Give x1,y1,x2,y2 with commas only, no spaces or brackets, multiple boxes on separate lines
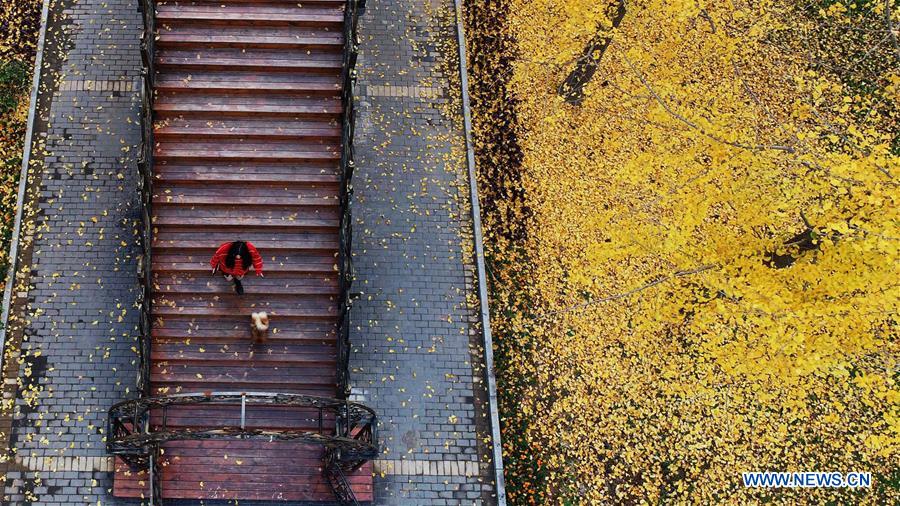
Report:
351,1,500,504
0,0,143,503
0,0,502,504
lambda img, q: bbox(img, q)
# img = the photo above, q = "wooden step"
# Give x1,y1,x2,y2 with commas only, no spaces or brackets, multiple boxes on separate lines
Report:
152,341,336,361
163,440,348,452
154,147,339,163
150,378,338,396
153,272,338,295
148,404,337,430
153,279,338,296
150,370,338,393
160,451,336,466
152,361,336,379
114,439,373,500
151,370,337,390
156,25,344,50
152,307,337,321
159,0,346,5
154,269,337,283
154,161,341,185
154,93,342,118
154,139,340,162
156,48,342,73
149,382,337,397
154,269,337,284
115,452,373,502
152,315,337,342
152,292,337,308
152,227,338,247
154,116,341,140
155,4,344,27
154,336,337,348
153,204,339,229
155,70,341,97
153,182,340,205
151,294,337,318
154,72,343,94
151,251,337,274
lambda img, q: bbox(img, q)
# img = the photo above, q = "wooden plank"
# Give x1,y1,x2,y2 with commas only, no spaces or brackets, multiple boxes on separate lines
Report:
151,317,337,342
153,91,342,105
155,146,340,162
114,456,373,500
155,202,337,216
157,33,343,51
153,269,337,282
156,27,345,50
154,271,337,292
151,251,337,274
151,230,339,251
151,343,336,361
153,216,338,230
155,50,342,72
151,305,338,319
150,383,337,397
154,162,341,184
155,5,344,26
170,0,346,4
153,185,340,205
152,362,336,377
154,116,342,139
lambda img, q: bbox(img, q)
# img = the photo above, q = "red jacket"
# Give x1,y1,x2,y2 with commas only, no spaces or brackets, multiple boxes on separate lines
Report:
210,241,264,277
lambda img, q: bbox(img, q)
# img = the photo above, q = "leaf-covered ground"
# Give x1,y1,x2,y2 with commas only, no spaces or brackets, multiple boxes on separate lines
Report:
467,0,898,503
0,0,42,291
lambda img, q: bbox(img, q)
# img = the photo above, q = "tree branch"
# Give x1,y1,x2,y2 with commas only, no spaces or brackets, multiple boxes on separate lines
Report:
534,264,717,320
620,51,797,154
885,0,900,59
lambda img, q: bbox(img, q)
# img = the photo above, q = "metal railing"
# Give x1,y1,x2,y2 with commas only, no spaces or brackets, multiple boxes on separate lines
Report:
328,2,375,501
108,392,377,463
135,0,156,397
108,392,378,504
336,0,363,399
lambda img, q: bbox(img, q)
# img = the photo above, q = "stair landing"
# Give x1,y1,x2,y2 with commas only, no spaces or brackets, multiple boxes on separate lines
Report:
115,441,373,501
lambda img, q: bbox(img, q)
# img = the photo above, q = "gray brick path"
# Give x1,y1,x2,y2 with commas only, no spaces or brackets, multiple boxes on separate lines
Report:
350,1,501,504
1,0,142,503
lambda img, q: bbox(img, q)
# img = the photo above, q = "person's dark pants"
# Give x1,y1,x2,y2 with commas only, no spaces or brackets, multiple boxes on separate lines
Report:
224,274,245,295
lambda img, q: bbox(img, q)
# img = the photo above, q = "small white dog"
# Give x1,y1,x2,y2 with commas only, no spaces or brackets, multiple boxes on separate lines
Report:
250,312,269,344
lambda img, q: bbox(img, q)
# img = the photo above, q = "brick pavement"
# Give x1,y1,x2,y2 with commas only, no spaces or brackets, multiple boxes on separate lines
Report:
0,0,503,504
0,0,143,503
350,1,501,504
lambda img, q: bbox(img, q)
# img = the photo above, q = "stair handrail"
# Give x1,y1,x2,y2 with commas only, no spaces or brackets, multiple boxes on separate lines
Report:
107,392,378,469
136,0,156,397
330,3,377,503
336,0,363,399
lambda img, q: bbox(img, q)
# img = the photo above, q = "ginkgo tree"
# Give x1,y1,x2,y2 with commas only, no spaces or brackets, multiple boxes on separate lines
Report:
0,0,42,284
467,0,898,503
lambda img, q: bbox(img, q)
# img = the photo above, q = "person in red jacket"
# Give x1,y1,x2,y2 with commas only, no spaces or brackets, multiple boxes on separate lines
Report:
210,240,264,295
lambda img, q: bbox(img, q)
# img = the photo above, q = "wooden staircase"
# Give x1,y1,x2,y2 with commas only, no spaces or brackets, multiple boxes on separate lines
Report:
112,0,372,501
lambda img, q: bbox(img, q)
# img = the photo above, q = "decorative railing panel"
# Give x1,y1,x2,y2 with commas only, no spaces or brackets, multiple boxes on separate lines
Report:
336,0,363,399
108,392,378,468
135,0,155,398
